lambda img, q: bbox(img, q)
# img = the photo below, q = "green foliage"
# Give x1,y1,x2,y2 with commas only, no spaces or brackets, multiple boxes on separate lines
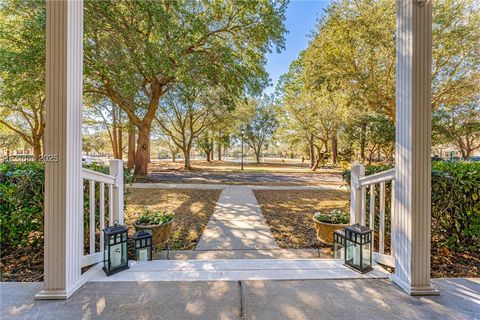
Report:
0,162,133,253
0,0,46,156
314,209,349,224
136,210,174,226
0,162,44,249
431,161,480,251
342,162,480,252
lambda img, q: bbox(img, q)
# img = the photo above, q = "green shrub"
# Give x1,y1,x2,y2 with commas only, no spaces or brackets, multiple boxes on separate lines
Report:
314,209,349,224
431,161,480,251
135,210,174,225
342,161,480,252
0,162,44,248
0,161,133,253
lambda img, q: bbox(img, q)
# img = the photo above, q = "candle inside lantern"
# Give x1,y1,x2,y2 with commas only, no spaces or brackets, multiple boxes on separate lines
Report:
138,248,148,261
111,244,122,268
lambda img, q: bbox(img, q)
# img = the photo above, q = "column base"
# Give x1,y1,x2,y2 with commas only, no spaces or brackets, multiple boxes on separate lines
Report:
389,274,439,296
34,275,88,300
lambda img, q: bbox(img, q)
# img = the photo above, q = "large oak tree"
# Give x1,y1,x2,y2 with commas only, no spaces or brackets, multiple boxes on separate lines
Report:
84,0,286,177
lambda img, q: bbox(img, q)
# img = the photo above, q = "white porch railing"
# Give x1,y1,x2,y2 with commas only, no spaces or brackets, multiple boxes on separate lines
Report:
81,160,124,268
350,164,395,267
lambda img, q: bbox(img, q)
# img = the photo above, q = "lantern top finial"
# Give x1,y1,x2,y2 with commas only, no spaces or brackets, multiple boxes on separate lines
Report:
346,223,372,235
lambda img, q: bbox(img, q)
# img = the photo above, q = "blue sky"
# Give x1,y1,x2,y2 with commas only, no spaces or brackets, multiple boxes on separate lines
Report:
264,0,332,94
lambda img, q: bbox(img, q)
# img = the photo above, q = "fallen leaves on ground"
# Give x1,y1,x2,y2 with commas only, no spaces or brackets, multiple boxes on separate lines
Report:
254,189,350,249
125,188,221,250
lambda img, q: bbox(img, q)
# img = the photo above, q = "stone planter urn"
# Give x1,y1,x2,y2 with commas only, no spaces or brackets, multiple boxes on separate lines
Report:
313,218,349,243
134,219,174,250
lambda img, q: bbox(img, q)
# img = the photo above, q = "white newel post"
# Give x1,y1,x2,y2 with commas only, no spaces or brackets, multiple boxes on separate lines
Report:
109,160,124,225
391,0,438,295
349,163,364,224
36,0,84,300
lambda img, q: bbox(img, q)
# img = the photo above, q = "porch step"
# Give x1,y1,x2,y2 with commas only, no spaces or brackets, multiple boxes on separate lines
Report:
86,259,390,282
154,248,331,260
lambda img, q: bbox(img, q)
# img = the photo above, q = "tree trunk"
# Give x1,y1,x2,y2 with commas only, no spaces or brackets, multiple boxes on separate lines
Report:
308,134,315,168
112,106,119,158
172,152,176,162
117,111,123,160
331,134,338,164
206,150,211,162
217,143,222,161
134,124,151,177
360,122,367,161
147,138,151,163
183,147,192,170
210,149,214,161
255,148,261,164
33,137,42,161
127,125,136,169
311,144,323,171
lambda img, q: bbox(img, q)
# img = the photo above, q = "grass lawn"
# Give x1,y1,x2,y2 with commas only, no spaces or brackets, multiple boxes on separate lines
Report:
254,189,350,249
125,188,221,250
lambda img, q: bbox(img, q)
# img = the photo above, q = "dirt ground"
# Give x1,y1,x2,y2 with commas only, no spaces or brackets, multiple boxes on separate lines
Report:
144,160,344,186
125,188,221,250
254,189,480,278
0,188,221,282
254,189,350,249
148,159,342,174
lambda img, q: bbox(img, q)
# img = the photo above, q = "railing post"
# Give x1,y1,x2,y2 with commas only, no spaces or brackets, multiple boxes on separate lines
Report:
109,160,124,225
349,163,365,224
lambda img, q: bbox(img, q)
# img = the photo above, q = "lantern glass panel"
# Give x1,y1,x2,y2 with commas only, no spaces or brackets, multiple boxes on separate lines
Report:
362,244,371,268
333,230,345,260
345,240,360,268
137,247,152,261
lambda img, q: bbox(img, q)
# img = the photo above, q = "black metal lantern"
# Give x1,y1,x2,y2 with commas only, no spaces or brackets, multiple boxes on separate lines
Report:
344,223,373,273
103,222,129,276
333,229,345,260
134,231,152,261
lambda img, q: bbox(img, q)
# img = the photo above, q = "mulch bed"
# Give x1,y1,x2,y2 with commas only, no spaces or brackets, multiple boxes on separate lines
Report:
254,189,480,278
1,188,221,282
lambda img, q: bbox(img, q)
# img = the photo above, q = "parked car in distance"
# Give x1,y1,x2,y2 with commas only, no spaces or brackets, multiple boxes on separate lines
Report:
82,156,105,165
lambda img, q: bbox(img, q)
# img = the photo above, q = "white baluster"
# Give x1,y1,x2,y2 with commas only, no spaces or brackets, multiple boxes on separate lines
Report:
99,182,105,252
88,180,95,254
369,184,375,250
379,182,385,254
361,186,366,225
108,184,113,226
390,180,395,257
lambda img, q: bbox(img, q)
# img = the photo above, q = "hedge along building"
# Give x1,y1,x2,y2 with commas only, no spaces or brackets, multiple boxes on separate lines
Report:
38,0,438,299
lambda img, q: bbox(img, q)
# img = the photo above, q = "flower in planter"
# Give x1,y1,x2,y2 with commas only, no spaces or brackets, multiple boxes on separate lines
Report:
314,209,349,224
135,210,174,226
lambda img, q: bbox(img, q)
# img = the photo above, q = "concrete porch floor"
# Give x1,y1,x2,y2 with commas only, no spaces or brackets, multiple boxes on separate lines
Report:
1,278,478,320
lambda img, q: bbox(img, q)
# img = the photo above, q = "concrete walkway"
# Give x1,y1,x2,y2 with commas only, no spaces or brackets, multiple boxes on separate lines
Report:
2,278,479,319
196,186,278,250
129,182,342,190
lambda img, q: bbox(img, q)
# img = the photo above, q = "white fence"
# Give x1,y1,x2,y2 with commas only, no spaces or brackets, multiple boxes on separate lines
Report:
350,164,395,267
81,160,124,268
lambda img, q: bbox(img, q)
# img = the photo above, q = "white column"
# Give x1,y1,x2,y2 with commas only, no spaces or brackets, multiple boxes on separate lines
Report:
109,160,124,225
36,0,84,300
349,163,364,224
391,0,438,296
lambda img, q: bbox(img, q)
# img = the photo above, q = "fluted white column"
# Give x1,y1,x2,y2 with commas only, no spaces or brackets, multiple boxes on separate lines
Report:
391,0,438,296
36,0,84,300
